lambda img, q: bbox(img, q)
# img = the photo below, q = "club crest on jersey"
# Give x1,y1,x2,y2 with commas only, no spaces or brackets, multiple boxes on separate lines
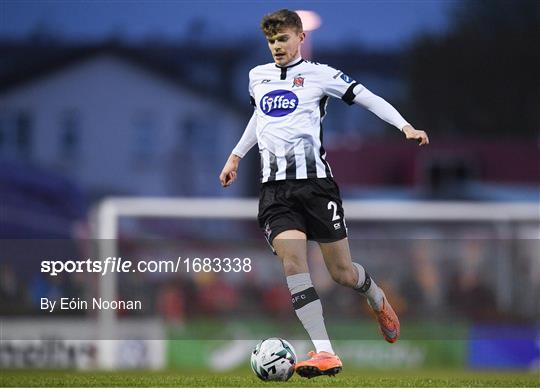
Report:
292,75,304,88
260,90,298,117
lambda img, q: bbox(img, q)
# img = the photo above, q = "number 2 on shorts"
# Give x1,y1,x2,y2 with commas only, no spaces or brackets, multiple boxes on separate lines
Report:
327,201,340,221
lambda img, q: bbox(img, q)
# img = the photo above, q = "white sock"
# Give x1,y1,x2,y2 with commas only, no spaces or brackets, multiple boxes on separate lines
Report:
286,273,334,354
352,262,384,311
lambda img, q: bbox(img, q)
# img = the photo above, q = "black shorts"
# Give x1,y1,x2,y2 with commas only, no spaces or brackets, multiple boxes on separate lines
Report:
258,178,348,246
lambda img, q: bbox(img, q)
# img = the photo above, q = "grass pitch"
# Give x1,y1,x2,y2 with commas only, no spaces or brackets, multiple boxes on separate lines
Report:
1,369,539,387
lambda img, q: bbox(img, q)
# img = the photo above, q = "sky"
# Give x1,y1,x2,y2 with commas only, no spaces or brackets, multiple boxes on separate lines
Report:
0,0,454,49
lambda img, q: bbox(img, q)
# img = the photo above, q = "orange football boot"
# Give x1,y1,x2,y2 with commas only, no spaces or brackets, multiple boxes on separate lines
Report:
369,291,400,343
295,351,342,378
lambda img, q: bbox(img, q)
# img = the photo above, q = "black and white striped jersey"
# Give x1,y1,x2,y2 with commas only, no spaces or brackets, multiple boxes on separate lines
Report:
232,57,408,183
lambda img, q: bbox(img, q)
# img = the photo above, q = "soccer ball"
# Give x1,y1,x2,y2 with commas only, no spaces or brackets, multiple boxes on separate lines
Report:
250,338,297,381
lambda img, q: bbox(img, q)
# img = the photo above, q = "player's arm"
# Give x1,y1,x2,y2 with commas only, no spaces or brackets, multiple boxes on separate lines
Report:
219,111,257,187
352,86,429,146
321,66,429,146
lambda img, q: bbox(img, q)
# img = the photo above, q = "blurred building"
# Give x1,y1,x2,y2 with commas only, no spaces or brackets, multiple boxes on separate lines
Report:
0,44,248,200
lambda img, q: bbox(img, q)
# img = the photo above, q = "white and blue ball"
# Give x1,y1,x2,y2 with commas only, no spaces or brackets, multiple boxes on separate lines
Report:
250,338,296,381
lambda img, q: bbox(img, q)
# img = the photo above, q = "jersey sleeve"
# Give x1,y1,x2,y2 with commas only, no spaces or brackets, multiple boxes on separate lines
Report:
319,65,361,105
232,69,258,158
231,112,257,158
353,87,409,131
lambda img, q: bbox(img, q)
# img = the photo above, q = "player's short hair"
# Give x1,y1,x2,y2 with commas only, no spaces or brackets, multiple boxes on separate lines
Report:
261,9,303,37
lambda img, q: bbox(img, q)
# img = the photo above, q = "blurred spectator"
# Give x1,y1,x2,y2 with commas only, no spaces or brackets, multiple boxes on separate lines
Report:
447,241,497,321
196,274,239,316
262,283,291,317
400,240,442,317
157,280,185,325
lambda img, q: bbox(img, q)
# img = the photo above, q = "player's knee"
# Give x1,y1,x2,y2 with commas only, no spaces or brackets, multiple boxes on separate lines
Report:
283,258,305,274
280,252,307,274
330,271,348,286
283,262,303,275
330,264,355,287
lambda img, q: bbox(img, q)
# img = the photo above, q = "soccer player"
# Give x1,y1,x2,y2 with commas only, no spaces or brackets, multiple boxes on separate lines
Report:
219,9,429,378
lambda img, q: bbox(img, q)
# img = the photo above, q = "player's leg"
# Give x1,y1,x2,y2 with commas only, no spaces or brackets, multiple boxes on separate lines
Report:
272,229,342,378
273,229,333,353
297,177,399,343
318,237,400,343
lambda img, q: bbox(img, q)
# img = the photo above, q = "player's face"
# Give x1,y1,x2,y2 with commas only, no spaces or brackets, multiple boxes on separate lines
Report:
266,28,305,66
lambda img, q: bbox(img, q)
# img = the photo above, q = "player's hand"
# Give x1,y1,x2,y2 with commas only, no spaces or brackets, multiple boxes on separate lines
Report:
402,125,429,146
219,154,241,187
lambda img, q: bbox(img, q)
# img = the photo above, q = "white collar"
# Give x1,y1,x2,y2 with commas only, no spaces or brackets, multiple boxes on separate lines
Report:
276,56,304,68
